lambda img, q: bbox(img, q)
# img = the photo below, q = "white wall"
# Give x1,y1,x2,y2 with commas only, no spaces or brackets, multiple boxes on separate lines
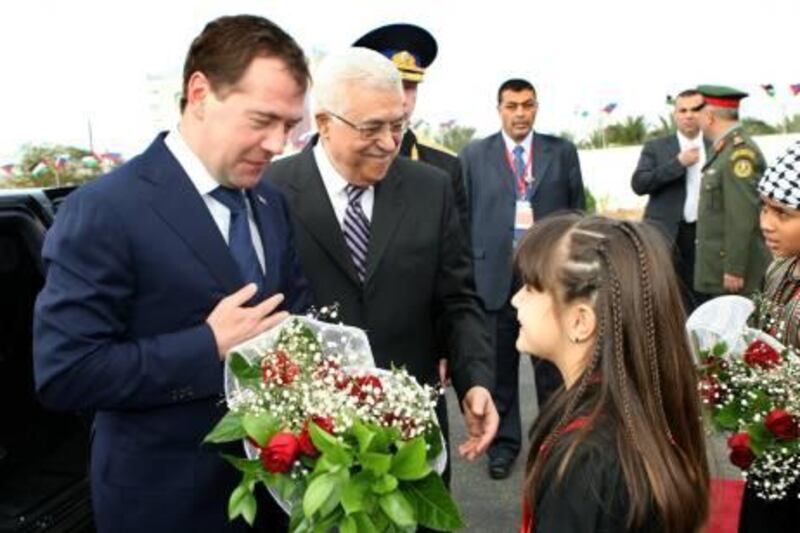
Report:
579,133,800,212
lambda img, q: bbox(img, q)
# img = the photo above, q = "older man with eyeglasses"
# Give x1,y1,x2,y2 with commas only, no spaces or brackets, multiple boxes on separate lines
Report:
265,48,498,484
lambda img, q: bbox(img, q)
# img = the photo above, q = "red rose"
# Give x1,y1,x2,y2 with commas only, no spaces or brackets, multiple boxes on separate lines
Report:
727,432,755,470
350,374,384,402
298,416,335,457
743,340,781,369
262,350,301,385
260,432,300,473
699,376,723,405
765,409,799,440
313,360,349,390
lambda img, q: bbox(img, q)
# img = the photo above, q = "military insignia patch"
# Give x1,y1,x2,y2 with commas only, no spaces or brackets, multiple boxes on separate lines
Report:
733,158,754,178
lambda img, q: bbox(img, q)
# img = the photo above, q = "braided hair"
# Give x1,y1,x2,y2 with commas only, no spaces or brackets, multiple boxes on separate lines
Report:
519,214,709,532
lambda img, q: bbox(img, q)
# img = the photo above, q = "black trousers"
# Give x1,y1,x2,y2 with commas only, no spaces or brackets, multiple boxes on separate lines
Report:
674,220,704,314
486,301,562,461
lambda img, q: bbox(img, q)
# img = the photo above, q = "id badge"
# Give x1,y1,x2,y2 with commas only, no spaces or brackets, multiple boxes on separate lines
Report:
514,200,534,244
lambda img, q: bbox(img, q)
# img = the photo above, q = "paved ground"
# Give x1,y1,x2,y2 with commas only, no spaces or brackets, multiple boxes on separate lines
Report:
444,357,738,532
445,357,539,532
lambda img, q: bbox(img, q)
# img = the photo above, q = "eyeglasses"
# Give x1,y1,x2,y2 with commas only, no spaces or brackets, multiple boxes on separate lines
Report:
329,112,408,141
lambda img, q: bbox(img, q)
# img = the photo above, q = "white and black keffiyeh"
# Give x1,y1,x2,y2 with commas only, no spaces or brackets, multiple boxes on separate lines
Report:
759,141,800,208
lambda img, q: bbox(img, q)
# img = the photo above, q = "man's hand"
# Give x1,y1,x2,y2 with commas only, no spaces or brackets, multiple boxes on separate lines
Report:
723,273,745,293
678,147,700,167
206,284,289,359
458,386,499,461
438,358,451,388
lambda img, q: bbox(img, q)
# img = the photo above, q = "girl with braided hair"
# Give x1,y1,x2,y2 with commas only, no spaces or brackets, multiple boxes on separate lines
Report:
515,213,709,532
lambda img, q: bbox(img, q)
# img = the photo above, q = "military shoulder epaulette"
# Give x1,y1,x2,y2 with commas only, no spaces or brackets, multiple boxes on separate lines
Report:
417,138,456,156
732,134,746,146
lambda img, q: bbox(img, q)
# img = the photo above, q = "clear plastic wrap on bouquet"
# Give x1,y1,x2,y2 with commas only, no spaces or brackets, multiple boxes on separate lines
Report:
223,315,448,515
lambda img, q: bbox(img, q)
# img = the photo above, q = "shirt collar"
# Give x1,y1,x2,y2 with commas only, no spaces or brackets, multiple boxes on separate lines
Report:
313,140,369,197
676,130,702,146
163,126,221,196
501,129,534,155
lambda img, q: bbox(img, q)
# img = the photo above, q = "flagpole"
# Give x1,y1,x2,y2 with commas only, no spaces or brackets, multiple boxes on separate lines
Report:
87,118,94,153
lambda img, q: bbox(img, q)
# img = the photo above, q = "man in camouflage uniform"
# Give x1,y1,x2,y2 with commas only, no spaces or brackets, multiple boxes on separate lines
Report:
353,23,468,227
694,85,770,299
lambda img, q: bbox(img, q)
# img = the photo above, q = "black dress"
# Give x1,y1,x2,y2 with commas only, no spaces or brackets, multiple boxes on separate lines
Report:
532,423,662,532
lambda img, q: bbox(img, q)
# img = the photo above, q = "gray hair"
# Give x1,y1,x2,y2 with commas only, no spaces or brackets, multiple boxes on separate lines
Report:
708,105,739,122
313,47,402,115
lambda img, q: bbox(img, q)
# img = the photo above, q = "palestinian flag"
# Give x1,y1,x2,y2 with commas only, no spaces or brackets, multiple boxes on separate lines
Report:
31,161,50,177
601,102,617,114
81,155,99,168
791,83,800,96
761,84,776,97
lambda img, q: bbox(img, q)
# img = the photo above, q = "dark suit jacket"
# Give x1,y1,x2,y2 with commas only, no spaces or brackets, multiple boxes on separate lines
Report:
460,131,585,311
400,130,469,228
265,143,493,402
33,133,311,533
631,134,710,242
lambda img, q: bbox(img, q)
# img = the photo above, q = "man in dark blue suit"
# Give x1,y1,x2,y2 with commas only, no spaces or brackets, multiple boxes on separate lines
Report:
460,78,585,479
33,15,312,533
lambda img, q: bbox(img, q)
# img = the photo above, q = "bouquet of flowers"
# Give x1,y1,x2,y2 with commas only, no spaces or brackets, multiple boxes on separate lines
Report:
689,296,800,500
204,314,464,531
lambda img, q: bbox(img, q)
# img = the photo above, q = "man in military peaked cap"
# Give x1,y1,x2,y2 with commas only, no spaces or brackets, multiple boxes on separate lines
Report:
353,23,468,227
694,85,770,299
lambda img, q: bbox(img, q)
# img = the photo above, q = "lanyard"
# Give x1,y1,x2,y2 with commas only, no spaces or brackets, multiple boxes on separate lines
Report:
504,140,534,198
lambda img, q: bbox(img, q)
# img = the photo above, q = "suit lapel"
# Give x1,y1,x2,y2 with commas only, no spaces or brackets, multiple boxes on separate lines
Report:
286,148,361,285
364,163,406,285
530,132,552,200
489,133,516,197
140,134,242,292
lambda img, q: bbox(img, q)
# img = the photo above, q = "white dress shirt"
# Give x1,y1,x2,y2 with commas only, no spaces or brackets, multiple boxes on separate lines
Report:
164,128,266,273
678,131,707,223
501,129,534,183
313,141,375,228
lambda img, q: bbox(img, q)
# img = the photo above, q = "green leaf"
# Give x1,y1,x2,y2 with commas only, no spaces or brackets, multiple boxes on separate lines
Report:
229,352,262,386
221,454,262,475
748,423,775,456
391,437,432,481
372,474,399,495
228,482,257,526
204,411,247,443
341,471,371,515
360,452,393,475
424,426,444,460
403,472,466,530
712,341,728,357
303,472,336,518
713,401,742,431
242,412,279,447
352,420,377,453
352,512,379,533
379,491,416,528
310,423,352,466
312,508,343,533
340,515,358,533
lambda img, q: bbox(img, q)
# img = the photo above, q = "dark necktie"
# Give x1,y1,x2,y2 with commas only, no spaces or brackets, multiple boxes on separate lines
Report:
343,184,370,283
209,186,265,294
513,144,527,199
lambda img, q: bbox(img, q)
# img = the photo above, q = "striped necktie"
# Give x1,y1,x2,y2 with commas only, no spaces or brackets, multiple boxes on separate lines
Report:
343,184,370,283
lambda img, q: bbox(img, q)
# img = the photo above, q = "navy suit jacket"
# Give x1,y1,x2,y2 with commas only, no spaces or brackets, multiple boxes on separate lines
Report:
460,131,585,310
33,133,311,533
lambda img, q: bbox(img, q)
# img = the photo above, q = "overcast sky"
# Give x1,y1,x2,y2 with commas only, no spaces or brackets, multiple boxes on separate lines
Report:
2,0,798,160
